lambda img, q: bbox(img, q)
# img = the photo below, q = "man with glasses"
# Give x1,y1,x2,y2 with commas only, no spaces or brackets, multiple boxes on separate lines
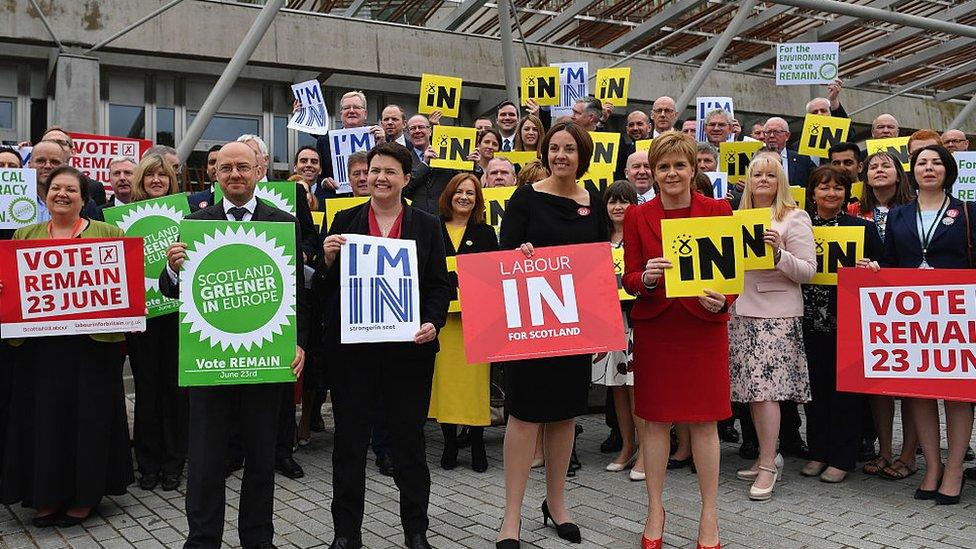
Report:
313,91,385,198
41,126,108,208
762,117,815,186
942,129,970,153
703,109,732,147
160,141,309,549
650,96,678,136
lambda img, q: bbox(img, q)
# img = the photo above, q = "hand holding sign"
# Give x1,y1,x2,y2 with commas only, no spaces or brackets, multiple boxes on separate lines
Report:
166,242,188,273
642,257,671,287
322,234,347,268
698,289,726,313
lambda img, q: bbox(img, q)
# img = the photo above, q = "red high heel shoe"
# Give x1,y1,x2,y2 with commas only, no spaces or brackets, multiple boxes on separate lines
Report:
696,541,721,549
640,510,665,549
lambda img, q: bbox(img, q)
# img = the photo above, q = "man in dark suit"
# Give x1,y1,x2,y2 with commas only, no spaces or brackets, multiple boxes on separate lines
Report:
101,156,136,209
160,141,309,549
313,90,385,200
188,145,222,212
762,117,816,187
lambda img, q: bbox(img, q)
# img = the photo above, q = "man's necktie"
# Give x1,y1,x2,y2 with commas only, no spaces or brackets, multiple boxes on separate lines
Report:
502,138,512,152
228,207,249,221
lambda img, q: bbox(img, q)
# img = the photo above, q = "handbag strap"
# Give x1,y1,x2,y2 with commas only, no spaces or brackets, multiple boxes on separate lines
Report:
964,202,974,269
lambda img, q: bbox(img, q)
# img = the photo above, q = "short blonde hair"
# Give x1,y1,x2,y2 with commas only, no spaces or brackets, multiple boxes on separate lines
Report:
739,154,796,221
131,153,179,202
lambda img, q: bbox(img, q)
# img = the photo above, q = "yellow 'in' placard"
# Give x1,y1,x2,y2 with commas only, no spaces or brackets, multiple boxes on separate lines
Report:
719,141,763,185
519,66,561,106
661,215,745,298
482,186,517,238
635,139,652,152
595,67,631,107
611,246,634,301
866,136,911,171
494,151,538,171
589,131,621,170
811,226,864,285
430,126,478,171
733,208,774,270
418,74,462,118
790,186,806,210
798,114,850,159
577,165,616,195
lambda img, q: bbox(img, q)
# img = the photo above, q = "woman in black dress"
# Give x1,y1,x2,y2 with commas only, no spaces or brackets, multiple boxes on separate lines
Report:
496,123,608,548
1,166,133,527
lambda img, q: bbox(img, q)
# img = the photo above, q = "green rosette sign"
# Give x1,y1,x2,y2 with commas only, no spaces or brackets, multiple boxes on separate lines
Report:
178,220,297,386
103,194,189,318
215,181,298,216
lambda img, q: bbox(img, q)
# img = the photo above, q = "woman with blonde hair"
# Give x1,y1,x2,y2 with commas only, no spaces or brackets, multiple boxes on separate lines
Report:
731,155,816,501
124,153,185,492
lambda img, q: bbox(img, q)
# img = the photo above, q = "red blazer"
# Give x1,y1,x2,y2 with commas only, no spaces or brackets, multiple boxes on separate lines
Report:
622,192,735,322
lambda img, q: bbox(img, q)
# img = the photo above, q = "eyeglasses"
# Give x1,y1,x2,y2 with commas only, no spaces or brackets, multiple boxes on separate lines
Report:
651,108,675,115
761,130,787,136
340,104,365,111
944,138,968,145
32,158,62,166
217,164,254,175
407,125,430,132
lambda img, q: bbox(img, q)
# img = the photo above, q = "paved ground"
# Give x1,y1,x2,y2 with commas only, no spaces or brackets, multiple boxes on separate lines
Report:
2,402,975,548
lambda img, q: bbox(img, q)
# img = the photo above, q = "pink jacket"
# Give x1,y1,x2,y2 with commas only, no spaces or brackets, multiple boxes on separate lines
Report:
732,207,815,318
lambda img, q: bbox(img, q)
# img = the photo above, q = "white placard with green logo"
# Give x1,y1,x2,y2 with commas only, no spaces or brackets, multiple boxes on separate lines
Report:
0,168,38,229
178,220,297,386
103,194,189,318
214,181,297,216
775,42,839,86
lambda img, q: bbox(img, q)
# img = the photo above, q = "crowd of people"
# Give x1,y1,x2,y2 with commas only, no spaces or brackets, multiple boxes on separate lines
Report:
0,76,973,549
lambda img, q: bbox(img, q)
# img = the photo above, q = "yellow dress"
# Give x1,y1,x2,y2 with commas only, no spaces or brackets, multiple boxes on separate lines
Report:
427,224,491,426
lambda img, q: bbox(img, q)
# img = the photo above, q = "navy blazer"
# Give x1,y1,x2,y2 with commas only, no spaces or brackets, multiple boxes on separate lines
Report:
312,201,451,356
881,197,975,269
786,149,816,188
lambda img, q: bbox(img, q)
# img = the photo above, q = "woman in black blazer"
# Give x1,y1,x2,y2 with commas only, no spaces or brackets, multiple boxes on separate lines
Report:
801,165,884,483
431,173,499,473
314,142,451,549
881,145,975,505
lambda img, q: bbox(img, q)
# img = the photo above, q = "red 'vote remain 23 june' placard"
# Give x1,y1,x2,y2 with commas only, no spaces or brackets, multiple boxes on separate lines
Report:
0,238,146,338
837,267,976,402
456,243,626,363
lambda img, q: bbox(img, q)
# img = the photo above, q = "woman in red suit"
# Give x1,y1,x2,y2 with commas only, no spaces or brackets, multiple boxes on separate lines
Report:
623,131,732,549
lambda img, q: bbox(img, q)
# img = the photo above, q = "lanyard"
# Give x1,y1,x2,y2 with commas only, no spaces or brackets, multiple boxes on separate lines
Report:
47,218,85,239
917,195,949,265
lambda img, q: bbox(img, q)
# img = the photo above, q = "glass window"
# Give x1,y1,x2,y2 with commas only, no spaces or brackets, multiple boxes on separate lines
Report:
109,104,145,138
297,130,317,149
157,107,175,146
273,115,287,164
187,112,260,145
0,99,13,129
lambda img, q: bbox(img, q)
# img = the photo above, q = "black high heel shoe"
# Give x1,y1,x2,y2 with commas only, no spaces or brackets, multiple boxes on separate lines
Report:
541,500,581,544
914,472,944,500
496,520,521,548
935,476,966,505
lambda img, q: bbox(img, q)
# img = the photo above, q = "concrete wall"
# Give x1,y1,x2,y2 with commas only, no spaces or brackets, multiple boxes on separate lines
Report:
2,0,972,133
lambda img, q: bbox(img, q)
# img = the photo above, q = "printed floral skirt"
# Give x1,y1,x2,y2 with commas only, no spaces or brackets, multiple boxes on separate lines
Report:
729,311,811,403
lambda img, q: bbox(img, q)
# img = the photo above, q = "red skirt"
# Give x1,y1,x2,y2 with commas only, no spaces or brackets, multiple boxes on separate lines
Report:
632,303,731,423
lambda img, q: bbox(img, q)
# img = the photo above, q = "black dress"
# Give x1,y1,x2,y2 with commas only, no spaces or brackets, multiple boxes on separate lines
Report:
1,335,133,509
498,184,609,422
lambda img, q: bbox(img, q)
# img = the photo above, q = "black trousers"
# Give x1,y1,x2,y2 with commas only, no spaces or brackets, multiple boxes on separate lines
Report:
276,384,296,459
127,314,188,476
184,383,284,549
0,343,10,471
330,346,434,539
804,330,862,471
